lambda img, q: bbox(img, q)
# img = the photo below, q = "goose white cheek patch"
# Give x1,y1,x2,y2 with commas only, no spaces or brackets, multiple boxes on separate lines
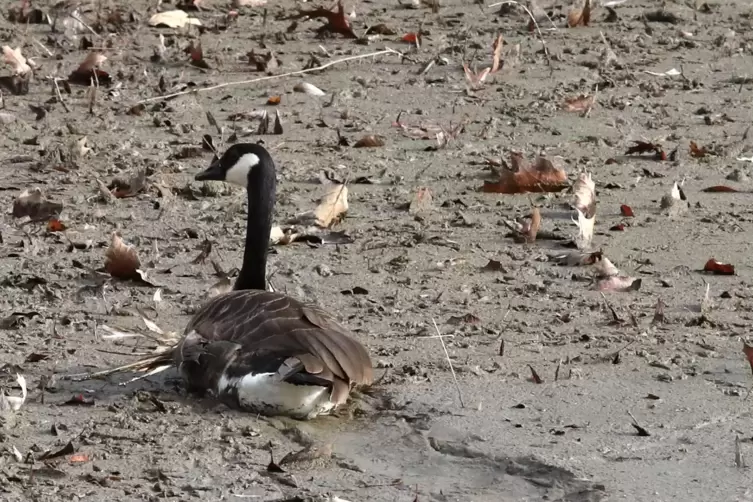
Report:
225,153,260,188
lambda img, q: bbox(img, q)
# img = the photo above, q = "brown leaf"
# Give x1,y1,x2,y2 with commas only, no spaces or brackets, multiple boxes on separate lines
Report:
353,135,385,148
567,0,591,27
187,41,210,69
528,364,543,384
689,140,708,158
490,34,504,73
69,51,111,86
110,170,146,199
625,140,665,160
12,189,63,221
743,342,753,375
563,94,594,113
463,63,490,88
104,232,141,280
702,185,740,193
409,187,433,215
290,0,358,38
482,153,568,194
314,184,348,228
267,95,281,105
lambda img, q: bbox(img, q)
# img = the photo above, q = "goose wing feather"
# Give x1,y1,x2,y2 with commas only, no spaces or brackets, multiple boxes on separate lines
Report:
181,290,373,387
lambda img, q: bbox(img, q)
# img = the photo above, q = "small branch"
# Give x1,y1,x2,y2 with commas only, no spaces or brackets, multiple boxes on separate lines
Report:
431,318,465,408
134,47,403,106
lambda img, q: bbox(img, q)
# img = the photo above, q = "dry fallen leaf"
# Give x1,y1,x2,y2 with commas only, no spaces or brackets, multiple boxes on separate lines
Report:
0,374,27,411
689,140,709,158
703,259,735,275
314,184,349,228
482,152,568,194
572,172,596,218
596,276,641,292
573,208,595,251
148,10,202,28
104,232,141,280
12,188,63,221
564,94,595,113
2,46,31,75
69,52,111,86
353,135,385,148
294,82,326,97
409,187,433,216
490,34,504,73
743,342,753,376
567,0,592,27
110,169,146,198
290,0,358,39
463,63,490,89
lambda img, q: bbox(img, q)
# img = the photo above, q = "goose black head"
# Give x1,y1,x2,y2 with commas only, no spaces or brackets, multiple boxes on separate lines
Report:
195,143,272,188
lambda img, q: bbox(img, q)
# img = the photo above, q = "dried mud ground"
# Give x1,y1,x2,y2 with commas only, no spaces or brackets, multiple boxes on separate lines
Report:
1,0,753,501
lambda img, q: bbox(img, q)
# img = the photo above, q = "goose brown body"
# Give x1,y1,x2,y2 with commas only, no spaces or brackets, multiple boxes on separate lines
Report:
175,143,373,419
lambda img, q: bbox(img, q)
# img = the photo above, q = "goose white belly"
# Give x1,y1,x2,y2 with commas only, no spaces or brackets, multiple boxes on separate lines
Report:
216,372,336,420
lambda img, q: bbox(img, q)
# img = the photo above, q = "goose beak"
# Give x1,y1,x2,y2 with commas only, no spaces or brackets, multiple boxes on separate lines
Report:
195,160,224,181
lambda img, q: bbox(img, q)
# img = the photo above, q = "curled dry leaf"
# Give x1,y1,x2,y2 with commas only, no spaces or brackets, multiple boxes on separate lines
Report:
290,0,358,39
625,140,666,160
0,374,27,411
596,276,642,292
620,204,634,217
572,172,595,218
69,52,111,86
743,342,753,375
409,187,433,216
689,141,709,158
353,135,385,148
313,184,348,228
294,82,325,97
463,63,490,89
660,181,689,217
12,188,63,221
702,185,740,193
110,169,146,198
703,259,735,275
573,208,595,251
490,34,504,73
104,232,141,280
2,46,31,75
567,0,591,27
482,152,568,194
148,10,202,28
564,94,595,113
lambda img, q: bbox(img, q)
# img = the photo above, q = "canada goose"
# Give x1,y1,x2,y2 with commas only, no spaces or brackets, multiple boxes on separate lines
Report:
170,143,373,419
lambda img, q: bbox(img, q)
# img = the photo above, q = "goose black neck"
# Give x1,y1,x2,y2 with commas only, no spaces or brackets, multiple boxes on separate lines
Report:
234,152,276,291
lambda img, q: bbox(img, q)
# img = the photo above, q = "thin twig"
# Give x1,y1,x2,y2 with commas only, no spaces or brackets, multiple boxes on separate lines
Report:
431,318,465,408
134,47,402,106
487,0,554,76
583,84,598,118
52,78,70,112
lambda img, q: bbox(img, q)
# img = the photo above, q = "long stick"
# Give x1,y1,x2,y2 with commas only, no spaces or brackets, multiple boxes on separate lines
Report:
431,318,465,408
134,47,402,105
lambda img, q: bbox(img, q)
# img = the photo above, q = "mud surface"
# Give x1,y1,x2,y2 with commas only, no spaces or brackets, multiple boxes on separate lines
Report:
1,0,752,500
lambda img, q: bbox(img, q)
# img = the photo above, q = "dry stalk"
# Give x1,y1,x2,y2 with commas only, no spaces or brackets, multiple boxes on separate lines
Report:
431,317,465,408
135,47,403,105
487,0,554,76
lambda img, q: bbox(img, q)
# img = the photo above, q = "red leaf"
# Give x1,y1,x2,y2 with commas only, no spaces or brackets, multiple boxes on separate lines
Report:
703,259,735,275
610,223,625,231
743,342,753,375
620,204,634,217
702,185,739,193
402,32,418,44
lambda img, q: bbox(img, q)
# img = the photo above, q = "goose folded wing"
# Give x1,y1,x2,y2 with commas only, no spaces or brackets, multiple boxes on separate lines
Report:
184,290,373,387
